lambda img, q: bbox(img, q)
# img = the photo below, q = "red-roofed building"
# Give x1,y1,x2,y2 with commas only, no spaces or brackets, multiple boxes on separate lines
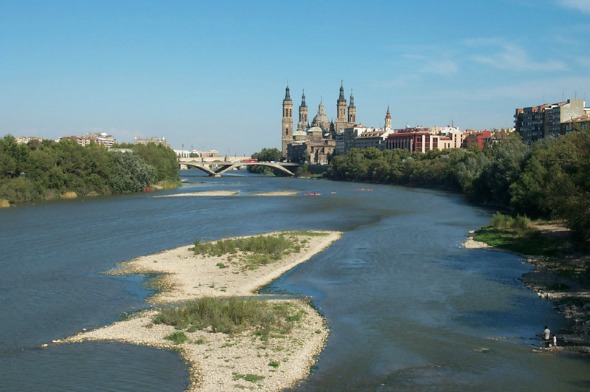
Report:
462,130,493,149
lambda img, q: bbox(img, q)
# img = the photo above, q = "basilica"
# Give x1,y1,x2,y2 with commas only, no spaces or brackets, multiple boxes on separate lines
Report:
281,82,357,164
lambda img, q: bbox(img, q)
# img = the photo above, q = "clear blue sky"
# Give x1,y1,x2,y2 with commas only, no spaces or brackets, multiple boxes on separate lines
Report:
1,0,589,155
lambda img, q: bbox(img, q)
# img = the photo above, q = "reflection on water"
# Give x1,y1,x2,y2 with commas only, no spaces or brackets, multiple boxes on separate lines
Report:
1,171,589,391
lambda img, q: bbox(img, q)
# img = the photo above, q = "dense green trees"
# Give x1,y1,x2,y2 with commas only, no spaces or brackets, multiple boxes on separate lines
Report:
328,129,590,243
109,152,157,194
117,142,179,182
510,130,590,241
248,148,283,175
251,148,282,162
0,136,179,203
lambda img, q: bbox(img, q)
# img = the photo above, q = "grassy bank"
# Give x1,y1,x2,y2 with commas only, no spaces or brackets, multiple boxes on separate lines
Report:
473,214,573,257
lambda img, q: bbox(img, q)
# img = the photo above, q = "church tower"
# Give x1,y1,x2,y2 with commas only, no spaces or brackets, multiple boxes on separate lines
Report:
281,85,293,158
348,91,356,125
335,81,347,133
384,106,392,130
297,90,308,133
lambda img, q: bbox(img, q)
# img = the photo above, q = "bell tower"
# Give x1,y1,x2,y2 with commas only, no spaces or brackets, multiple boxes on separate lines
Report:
384,106,392,130
297,90,308,133
335,81,347,132
281,85,293,158
348,91,356,125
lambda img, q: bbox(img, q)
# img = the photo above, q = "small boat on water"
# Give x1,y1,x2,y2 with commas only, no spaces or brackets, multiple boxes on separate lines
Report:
304,192,321,196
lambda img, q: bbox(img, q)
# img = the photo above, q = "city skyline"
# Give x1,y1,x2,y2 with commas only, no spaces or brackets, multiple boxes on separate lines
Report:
1,0,589,155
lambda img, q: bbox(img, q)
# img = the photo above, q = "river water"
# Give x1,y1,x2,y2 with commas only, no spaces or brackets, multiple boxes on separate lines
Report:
0,170,588,391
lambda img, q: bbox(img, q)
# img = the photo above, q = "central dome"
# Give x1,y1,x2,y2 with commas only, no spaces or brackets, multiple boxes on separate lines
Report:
311,102,330,129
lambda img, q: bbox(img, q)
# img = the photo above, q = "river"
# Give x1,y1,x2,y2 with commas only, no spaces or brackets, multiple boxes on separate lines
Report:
0,170,588,391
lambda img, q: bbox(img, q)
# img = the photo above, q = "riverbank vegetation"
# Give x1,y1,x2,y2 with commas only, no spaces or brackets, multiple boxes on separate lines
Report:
192,232,314,269
328,128,590,244
0,135,179,203
154,297,304,338
474,213,571,257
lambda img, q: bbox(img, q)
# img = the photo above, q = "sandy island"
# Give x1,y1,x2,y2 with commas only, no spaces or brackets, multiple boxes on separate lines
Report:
153,190,300,198
153,191,240,197
59,231,342,391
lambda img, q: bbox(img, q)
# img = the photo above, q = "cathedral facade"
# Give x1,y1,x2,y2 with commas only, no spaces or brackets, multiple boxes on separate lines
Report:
281,82,357,164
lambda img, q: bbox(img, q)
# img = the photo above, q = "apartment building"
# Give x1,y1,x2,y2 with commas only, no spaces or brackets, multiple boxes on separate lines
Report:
561,114,590,133
515,99,587,143
386,131,453,153
60,132,116,148
334,126,367,155
354,128,393,150
134,136,169,147
462,130,493,149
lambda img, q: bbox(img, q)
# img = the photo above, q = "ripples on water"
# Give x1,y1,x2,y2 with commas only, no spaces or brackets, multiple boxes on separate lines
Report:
3,342,188,391
1,171,589,391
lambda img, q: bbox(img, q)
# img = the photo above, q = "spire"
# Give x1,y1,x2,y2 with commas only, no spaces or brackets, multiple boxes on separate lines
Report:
338,80,345,101
301,90,307,107
385,105,392,129
284,85,291,101
349,89,355,108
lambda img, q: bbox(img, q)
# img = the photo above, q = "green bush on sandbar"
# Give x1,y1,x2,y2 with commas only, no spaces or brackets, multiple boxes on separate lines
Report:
154,297,305,338
191,234,304,268
164,331,189,345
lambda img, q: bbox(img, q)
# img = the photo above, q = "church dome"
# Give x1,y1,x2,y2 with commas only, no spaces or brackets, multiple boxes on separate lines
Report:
312,102,330,128
312,112,329,125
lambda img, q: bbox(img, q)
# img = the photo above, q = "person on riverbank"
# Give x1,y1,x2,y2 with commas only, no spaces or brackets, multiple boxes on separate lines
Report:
543,326,551,347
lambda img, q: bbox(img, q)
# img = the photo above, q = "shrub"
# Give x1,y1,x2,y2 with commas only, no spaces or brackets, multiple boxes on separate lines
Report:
490,212,530,235
491,212,509,230
154,297,303,338
164,331,189,345
233,373,265,383
191,233,305,269
512,215,531,235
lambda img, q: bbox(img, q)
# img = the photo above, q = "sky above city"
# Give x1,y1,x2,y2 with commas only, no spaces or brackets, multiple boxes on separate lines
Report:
1,0,589,155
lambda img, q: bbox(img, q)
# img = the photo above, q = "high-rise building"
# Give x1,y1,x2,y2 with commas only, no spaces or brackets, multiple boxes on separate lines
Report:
514,99,587,143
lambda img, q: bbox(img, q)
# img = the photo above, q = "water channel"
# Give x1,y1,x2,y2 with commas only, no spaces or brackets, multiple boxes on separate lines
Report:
1,170,588,391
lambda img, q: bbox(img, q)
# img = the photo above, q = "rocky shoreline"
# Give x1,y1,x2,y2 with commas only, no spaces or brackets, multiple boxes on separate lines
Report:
53,231,342,392
464,230,590,353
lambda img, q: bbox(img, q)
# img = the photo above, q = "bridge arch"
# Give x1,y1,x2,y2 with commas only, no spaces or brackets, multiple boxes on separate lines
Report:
215,162,295,177
183,163,218,176
181,160,298,177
